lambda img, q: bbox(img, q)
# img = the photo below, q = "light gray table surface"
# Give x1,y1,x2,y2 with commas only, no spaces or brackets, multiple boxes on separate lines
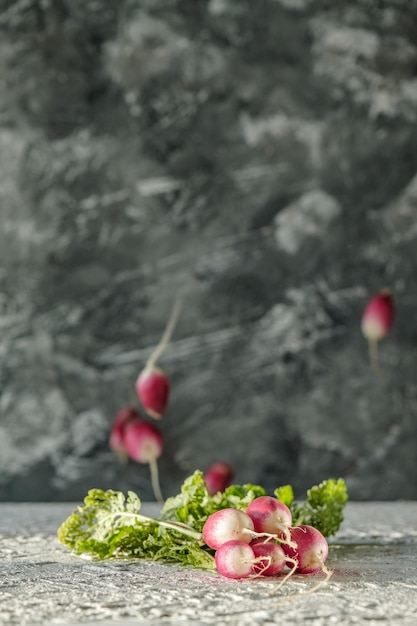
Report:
0,501,416,625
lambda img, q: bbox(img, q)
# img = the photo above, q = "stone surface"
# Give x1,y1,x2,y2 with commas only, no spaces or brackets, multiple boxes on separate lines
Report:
1,1,417,501
0,502,417,625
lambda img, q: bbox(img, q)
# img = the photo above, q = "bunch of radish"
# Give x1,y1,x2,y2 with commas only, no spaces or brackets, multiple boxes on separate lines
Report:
202,496,331,584
109,300,181,502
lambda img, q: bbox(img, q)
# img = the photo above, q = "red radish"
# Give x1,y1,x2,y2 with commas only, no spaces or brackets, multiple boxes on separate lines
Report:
204,462,234,495
109,406,140,460
136,366,169,419
246,496,293,545
251,539,287,576
283,525,329,574
202,508,255,550
361,289,395,372
124,418,164,503
214,540,256,579
136,298,181,419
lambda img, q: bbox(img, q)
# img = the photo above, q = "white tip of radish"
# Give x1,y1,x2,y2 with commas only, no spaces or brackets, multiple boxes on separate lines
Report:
124,419,163,464
202,508,255,550
215,540,255,579
361,291,395,342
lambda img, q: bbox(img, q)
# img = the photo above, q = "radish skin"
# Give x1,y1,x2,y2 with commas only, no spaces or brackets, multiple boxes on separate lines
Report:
204,462,234,495
251,540,286,576
109,406,140,460
202,508,255,550
136,366,170,419
283,525,329,574
361,290,395,372
246,496,293,545
124,419,164,503
215,540,256,579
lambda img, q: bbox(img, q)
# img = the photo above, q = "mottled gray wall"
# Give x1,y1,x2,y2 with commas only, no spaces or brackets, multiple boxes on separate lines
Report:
1,0,417,502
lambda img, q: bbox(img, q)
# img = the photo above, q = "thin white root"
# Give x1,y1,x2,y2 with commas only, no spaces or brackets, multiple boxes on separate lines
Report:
272,558,333,607
149,457,164,503
146,297,182,370
247,529,297,550
250,555,273,579
274,557,298,591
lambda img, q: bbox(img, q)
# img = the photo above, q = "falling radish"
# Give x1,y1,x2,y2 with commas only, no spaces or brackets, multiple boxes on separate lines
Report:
124,418,164,503
109,406,140,461
361,289,395,372
203,462,234,495
136,298,181,419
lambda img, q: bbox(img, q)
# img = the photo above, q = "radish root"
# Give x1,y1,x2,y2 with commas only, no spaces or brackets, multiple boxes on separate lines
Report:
270,558,333,606
246,529,297,550
260,556,298,595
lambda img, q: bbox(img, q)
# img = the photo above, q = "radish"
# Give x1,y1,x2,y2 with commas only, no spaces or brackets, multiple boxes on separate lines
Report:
214,540,256,579
214,539,290,580
246,496,293,545
136,366,170,419
283,525,329,574
136,298,181,419
202,508,255,550
361,289,395,372
250,539,287,576
109,406,140,461
124,418,164,503
204,462,234,495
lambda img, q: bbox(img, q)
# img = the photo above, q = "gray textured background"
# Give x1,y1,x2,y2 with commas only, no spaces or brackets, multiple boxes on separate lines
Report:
1,0,417,502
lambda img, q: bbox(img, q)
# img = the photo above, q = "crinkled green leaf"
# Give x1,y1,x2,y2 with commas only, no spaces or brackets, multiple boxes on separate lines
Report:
274,484,294,508
57,486,214,568
160,470,265,532
276,478,348,537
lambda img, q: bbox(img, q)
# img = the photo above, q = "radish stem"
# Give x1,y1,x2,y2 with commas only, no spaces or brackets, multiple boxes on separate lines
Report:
146,297,182,370
93,511,202,541
368,338,379,374
149,456,164,504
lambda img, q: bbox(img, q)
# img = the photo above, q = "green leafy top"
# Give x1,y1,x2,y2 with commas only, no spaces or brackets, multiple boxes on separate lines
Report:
57,471,348,568
160,470,266,532
57,485,214,569
275,478,348,538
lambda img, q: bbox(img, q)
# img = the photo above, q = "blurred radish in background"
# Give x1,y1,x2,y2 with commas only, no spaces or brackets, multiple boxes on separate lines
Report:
136,298,181,419
204,462,234,495
124,418,164,503
109,406,141,461
361,289,395,372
